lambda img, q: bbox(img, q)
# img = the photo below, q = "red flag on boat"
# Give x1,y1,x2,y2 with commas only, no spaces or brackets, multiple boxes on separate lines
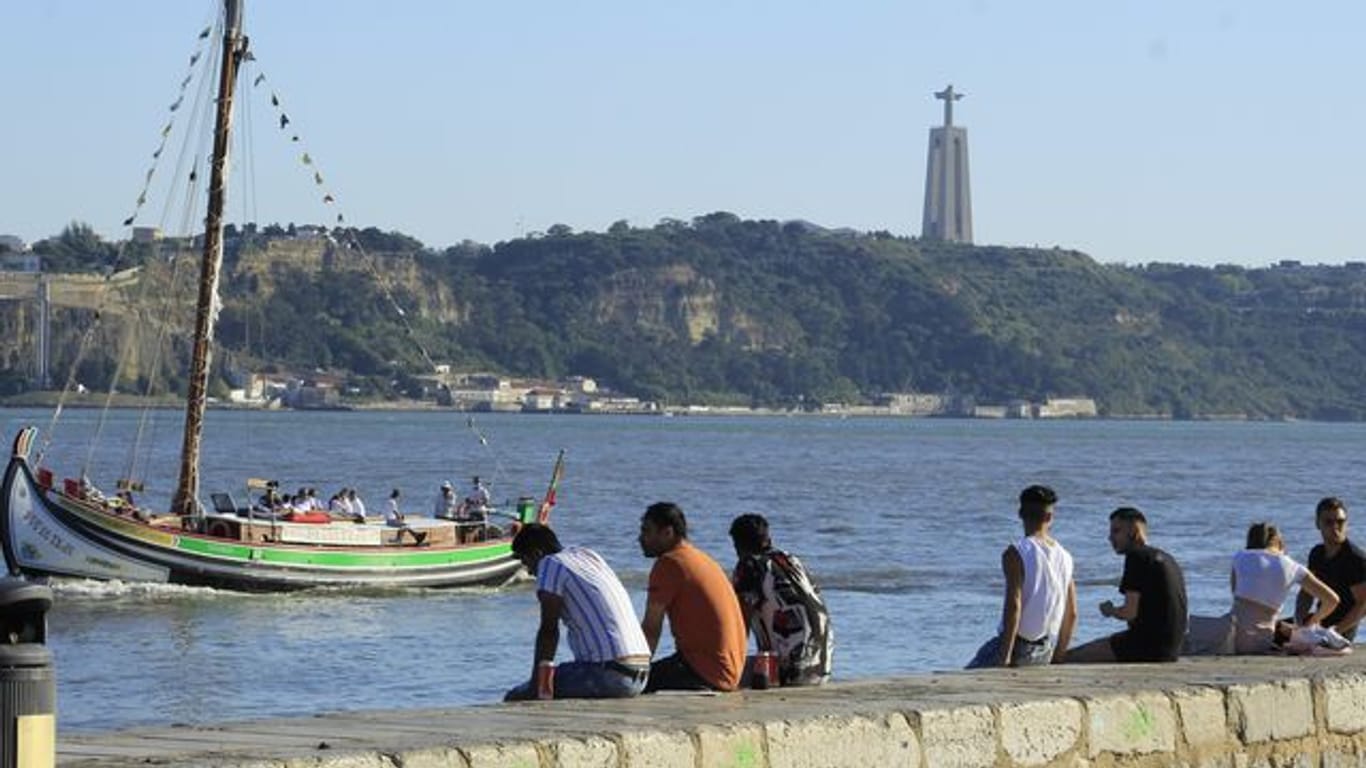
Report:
537,450,565,524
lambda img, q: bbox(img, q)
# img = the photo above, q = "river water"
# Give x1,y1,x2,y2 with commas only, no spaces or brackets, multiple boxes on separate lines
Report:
4,408,1362,733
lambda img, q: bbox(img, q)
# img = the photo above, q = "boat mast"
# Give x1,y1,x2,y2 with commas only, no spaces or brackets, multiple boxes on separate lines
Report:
172,0,246,519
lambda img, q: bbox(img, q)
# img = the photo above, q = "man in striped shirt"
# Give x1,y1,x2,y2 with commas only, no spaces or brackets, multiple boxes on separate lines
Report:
504,524,651,700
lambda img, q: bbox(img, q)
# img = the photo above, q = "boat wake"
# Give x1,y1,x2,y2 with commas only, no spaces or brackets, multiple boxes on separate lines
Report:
48,578,231,602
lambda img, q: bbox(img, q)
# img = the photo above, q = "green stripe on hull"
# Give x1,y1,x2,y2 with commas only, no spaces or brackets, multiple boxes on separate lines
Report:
175,536,511,568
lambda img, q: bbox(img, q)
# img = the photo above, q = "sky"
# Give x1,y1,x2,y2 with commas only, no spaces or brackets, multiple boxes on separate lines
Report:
1,1,1363,267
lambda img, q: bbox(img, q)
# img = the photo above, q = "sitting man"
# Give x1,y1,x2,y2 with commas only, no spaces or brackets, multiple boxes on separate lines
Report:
638,502,747,692
729,513,833,686
1067,506,1187,663
504,524,650,700
967,485,1077,668
384,488,426,546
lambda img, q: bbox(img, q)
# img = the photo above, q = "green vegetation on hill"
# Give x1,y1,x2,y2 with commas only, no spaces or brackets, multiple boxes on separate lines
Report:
8,215,1366,419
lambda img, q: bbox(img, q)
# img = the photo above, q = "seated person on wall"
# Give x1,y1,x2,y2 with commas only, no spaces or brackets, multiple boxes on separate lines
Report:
637,502,747,693
1067,506,1188,663
967,485,1077,668
729,513,833,685
503,524,650,701
1230,522,1338,654
1296,497,1366,642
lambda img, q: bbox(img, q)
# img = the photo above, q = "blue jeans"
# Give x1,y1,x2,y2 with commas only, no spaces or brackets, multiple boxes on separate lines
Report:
504,660,648,701
966,634,1054,669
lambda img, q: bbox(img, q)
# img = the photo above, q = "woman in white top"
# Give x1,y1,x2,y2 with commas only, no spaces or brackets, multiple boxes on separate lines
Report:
1230,522,1338,654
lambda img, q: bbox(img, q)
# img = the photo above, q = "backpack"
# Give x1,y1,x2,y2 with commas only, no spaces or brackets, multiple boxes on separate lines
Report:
735,549,833,684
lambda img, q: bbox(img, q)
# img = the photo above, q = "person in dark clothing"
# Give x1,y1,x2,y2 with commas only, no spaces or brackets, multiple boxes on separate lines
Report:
1295,497,1366,641
1067,506,1188,663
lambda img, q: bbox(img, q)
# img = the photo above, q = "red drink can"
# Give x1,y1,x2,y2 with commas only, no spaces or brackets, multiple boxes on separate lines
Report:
535,661,555,700
753,651,779,690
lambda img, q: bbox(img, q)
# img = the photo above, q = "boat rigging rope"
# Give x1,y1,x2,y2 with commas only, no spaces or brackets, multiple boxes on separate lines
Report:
36,8,221,469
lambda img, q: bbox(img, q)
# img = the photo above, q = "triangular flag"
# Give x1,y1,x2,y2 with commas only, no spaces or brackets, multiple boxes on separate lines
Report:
190,52,201,66
169,96,183,112
253,73,265,87
323,194,335,204
279,114,290,129
123,215,135,226
314,172,323,185
301,153,312,165
198,26,211,39
271,93,279,107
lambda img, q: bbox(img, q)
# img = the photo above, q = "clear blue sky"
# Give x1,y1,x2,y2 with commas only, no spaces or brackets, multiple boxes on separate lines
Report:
2,1,1362,267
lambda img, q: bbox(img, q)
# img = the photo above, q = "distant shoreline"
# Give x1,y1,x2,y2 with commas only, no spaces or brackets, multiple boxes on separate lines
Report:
0,395,1342,422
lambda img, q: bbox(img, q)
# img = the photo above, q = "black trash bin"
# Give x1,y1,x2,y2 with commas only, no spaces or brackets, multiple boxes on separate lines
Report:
0,579,54,768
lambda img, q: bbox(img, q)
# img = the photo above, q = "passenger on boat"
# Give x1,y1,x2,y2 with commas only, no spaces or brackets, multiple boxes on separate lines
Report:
966,485,1076,669
384,488,426,545
1296,497,1366,641
255,488,283,514
329,489,353,520
638,502,746,693
729,513,833,686
347,488,366,523
1066,507,1188,663
503,523,650,701
465,476,491,511
433,481,458,520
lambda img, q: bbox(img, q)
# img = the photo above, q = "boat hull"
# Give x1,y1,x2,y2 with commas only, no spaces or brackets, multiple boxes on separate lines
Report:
0,437,523,591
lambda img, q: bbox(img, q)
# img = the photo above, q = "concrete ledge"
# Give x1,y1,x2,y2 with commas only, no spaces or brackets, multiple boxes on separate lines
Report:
58,655,1366,767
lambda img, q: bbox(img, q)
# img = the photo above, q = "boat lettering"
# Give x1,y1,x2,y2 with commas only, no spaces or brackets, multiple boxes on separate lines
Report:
21,508,76,558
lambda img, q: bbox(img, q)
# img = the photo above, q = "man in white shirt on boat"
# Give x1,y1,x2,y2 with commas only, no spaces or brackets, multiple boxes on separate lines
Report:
967,484,1078,668
504,523,651,700
385,488,426,546
329,488,353,520
347,488,366,523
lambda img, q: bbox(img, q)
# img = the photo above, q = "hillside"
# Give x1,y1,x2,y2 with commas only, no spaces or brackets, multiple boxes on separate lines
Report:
4,216,1366,419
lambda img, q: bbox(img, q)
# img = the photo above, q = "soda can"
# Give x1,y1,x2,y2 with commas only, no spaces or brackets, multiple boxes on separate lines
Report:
535,661,555,700
753,651,779,690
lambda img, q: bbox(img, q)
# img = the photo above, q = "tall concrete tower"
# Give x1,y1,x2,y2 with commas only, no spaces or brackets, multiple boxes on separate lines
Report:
921,84,973,243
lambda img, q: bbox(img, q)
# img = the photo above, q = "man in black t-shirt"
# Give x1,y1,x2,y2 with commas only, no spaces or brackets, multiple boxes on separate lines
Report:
1067,506,1188,663
1296,497,1366,641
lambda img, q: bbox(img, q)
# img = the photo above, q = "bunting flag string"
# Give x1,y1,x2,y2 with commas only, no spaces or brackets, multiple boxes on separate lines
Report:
245,59,440,367
122,15,217,230
250,70,347,222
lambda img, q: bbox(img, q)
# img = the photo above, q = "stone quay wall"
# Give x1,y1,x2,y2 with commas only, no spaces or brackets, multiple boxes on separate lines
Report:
58,655,1366,767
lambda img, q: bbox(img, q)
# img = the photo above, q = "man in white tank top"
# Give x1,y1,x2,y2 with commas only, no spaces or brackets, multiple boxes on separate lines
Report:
967,485,1078,668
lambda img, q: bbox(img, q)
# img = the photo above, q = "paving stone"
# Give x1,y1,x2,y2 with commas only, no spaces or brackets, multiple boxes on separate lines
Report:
1324,674,1366,735
696,723,766,768
1085,692,1176,757
998,698,1082,766
765,713,918,768
915,705,994,768
1227,680,1313,743
1172,687,1227,749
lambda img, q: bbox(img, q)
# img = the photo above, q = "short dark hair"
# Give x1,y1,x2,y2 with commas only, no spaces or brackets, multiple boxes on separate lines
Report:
1110,506,1147,525
1018,485,1058,522
511,523,562,558
729,514,770,553
643,502,688,538
1246,522,1279,550
1317,497,1347,520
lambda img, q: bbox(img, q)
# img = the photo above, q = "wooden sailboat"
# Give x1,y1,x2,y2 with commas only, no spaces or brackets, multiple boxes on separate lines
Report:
0,0,558,591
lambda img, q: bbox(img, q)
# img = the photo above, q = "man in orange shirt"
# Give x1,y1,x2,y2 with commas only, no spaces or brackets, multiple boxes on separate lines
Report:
638,501,747,692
